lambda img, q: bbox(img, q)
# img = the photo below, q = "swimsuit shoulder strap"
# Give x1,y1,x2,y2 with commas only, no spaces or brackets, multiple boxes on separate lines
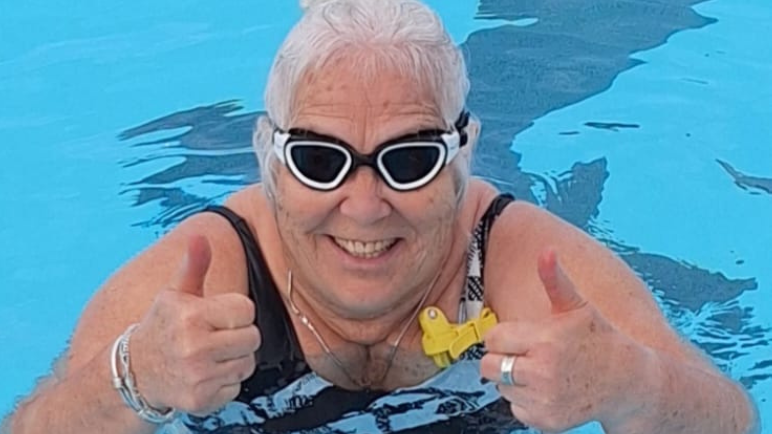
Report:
460,193,515,321
203,205,309,400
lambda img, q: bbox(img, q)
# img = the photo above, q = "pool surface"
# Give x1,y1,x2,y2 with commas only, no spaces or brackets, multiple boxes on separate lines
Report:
1,0,771,432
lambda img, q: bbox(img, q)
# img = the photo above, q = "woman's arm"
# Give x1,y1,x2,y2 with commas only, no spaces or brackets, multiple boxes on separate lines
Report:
601,347,759,434
4,212,255,434
5,343,158,434
483,201,758,434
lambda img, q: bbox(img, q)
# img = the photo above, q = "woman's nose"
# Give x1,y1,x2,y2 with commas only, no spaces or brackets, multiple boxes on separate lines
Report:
338,167,392,225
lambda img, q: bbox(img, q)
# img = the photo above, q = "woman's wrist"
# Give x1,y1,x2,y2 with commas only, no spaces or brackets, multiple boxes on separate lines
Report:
599,336,664,433
111,324,176,424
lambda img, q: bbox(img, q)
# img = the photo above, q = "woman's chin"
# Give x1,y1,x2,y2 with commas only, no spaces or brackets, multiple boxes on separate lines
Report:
325,284,403,319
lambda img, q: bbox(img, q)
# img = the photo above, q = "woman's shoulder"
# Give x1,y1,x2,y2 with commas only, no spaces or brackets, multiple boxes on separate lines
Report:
220,184,287,275
222,184,269,216
137,185,273,297
463,179,503,229
221,185,279,242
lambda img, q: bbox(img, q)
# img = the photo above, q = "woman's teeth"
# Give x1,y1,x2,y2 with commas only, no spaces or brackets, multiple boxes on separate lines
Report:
333,237,397,258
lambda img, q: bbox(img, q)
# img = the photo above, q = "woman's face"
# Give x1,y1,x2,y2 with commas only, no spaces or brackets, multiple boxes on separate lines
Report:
271,59,462,320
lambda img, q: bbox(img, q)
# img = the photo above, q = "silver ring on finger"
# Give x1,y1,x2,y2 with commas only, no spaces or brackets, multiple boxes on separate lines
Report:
499,355,520,386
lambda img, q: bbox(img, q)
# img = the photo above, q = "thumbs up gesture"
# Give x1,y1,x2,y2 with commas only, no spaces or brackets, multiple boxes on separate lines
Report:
130,235,261,416
481,250,638,433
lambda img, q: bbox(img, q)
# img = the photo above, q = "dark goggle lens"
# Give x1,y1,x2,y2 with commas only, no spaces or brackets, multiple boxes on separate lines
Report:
381,146,442,183
290,145,348,183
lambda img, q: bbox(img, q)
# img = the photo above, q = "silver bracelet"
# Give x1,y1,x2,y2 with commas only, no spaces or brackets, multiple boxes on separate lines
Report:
110,323,176,424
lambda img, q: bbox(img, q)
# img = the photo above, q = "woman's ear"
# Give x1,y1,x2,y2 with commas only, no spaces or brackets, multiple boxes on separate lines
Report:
465,113,482,151
253,115,273,153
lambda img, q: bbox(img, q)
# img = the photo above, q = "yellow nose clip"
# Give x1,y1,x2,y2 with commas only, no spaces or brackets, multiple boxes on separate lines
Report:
419,307,498,368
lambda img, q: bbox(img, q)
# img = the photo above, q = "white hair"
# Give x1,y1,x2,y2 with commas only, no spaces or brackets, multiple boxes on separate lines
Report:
254,0,476,204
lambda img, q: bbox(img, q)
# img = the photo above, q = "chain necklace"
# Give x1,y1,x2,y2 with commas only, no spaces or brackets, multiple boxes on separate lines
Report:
285,270,437,389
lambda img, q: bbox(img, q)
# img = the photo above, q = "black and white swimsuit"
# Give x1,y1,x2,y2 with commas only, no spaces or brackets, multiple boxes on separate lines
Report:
161,194,525,433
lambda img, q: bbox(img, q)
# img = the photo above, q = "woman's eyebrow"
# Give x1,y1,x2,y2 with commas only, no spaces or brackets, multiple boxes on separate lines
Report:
380,122,448,141
291,123,445,144
289,128,350,144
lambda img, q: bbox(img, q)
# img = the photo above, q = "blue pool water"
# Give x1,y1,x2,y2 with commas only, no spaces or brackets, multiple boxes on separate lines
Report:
1,0,770,432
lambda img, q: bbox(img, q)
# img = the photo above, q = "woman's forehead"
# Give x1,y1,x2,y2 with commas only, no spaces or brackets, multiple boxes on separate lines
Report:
291,65,444,142
295,64,435,111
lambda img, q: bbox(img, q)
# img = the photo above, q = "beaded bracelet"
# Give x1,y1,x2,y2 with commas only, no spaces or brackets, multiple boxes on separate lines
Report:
110,323,176,424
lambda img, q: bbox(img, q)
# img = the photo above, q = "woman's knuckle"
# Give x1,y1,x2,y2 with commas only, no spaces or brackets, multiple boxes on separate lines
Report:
226,384,242,401
541,416,568,433
190,365,208,384
250,326,262,350
225,370,241,386
242,356,257,378
181,393,207,413
509,402,519,416
180,303,204,326
241,296,256,319
479,354,494,376
181,360,208,385
176,334,198,360
510,403,532,426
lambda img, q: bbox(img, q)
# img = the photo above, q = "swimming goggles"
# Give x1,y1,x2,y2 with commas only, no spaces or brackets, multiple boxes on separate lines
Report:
272,112,470,191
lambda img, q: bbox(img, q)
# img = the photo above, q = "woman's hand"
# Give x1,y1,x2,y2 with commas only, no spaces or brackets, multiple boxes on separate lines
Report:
129,235,261,416
481,250,646,433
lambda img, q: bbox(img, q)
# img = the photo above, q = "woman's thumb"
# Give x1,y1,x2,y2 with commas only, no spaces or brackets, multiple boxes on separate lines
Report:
170,235,212,297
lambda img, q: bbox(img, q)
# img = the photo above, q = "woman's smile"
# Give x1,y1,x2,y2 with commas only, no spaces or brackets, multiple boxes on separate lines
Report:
331,236,399,258
324,234,405,271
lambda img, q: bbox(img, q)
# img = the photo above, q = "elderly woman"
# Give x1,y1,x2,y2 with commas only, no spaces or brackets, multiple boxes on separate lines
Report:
5,0,758,433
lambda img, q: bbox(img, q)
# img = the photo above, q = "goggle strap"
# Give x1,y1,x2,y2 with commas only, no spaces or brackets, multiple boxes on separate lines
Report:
272,129,290,164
